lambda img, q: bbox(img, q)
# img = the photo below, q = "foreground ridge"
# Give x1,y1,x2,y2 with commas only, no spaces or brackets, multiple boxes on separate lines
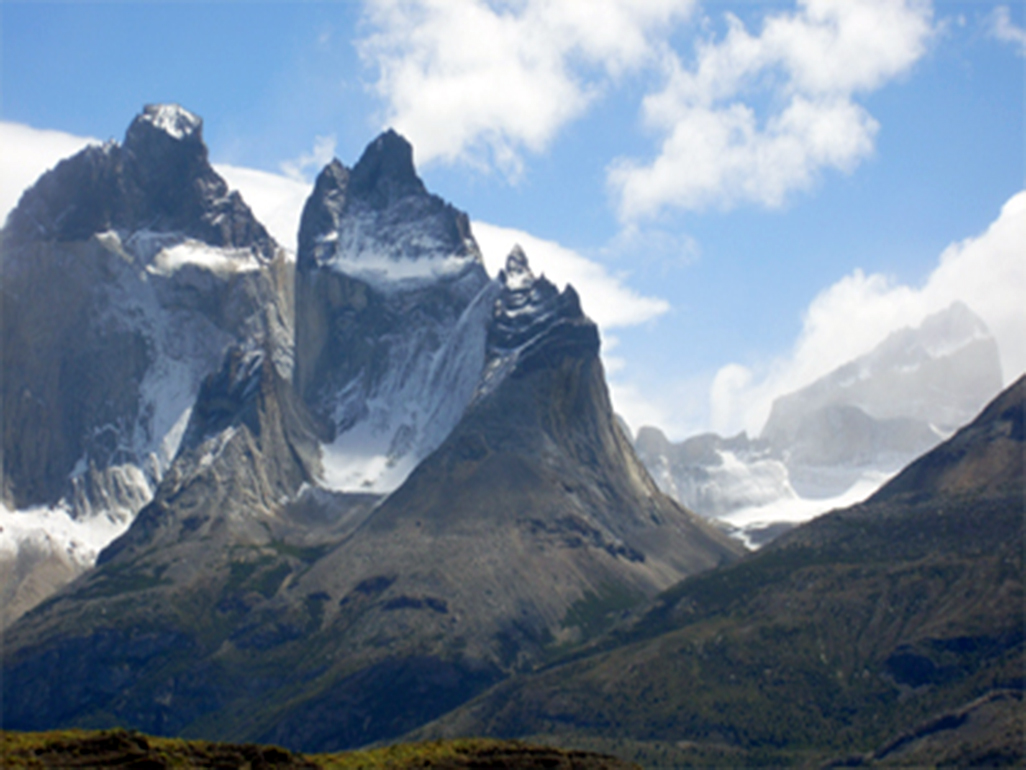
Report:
0,729,639,769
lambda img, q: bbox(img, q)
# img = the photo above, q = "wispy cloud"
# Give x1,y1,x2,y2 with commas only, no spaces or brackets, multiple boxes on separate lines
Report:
990,5,1026,55
279,134,337,182
610,0,935,219
357,0,695,177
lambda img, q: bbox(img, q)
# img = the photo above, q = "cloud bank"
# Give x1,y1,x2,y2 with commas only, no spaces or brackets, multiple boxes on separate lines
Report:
707,190,1026,437
610,0,935,218
358,1,935,218
214,164,311,253
0,122,98,228
358,0,695,176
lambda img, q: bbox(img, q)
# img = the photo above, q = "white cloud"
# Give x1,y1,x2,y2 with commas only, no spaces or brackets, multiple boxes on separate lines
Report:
472,220,670,330
990,5,1026,55
611,0,934,219
278,134,337,182
358,0,694,176
707,190,1026,436
214,164,311,253
0,122,99,227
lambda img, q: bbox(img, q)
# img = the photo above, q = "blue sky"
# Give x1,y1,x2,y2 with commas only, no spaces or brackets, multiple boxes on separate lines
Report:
2,0,1024,438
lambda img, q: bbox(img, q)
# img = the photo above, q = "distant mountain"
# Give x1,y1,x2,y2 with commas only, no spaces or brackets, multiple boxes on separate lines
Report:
0,104,292,624
635,302,1004,545
1,108,740,752
413,375,1024,767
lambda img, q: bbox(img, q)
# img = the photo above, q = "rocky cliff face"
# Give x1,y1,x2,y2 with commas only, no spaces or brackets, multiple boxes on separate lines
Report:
294,131,493,493
0,104,293,623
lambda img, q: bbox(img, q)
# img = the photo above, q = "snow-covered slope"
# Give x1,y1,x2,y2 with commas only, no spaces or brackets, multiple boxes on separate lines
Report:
636,302,1004,546
294,131,495,492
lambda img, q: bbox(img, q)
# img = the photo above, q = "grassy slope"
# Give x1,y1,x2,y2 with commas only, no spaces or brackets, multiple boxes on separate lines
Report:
407,378,1026,767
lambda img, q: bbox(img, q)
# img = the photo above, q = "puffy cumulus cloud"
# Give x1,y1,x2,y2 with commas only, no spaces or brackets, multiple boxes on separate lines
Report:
358,0,695,176
990,5,1026,55
708,190,1026,437
472,220,670,330
0,122,99,226
213,165,312,254
611,0,934,219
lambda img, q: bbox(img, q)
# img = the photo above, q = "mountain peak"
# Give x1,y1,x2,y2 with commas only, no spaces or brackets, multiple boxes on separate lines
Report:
133,103,203,142
348,129,425,206
500,245,534,290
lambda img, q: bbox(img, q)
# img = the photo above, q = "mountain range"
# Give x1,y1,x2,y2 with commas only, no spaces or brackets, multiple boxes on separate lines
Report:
1,105,738,751
634,300,1004,546
2,104,1020,766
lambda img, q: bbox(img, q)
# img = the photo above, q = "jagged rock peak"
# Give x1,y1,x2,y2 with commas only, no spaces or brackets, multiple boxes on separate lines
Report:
491,246,588,353
295,131,483,286
500,244,535,291
127,103,203,144
349,128,426,206
3,104,273,255
297,159,350,269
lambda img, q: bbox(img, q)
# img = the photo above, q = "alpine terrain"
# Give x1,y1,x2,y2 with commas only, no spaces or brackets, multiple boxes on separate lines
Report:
1,105,742,753
1,104,293,625
635,301,1004,546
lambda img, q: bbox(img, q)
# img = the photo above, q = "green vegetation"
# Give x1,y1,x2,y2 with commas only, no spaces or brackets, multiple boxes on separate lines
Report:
75,562,170,599
0,729,637,769
562,581,644,640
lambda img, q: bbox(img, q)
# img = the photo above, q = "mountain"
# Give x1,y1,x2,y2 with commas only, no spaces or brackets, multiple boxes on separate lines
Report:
635,302,1004,545
254,247,741,751
294,130,493,493
412,375,1024,767
1,108,740,752
0,104,292,624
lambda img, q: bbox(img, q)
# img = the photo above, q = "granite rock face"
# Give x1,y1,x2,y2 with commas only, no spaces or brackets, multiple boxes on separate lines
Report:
0,104,292,624
294,130,493,493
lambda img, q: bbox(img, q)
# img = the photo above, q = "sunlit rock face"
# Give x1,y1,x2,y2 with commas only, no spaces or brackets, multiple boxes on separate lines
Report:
0,104,292,623
635,302,1004,546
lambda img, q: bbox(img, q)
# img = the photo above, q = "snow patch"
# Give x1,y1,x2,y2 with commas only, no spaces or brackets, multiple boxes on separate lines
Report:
140,104,201,141
316,279,497,493
723,468,895,549
327,249,478,290
148,241,261,276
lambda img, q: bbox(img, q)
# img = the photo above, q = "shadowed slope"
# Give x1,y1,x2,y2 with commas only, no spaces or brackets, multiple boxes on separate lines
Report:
410,376,1025,767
